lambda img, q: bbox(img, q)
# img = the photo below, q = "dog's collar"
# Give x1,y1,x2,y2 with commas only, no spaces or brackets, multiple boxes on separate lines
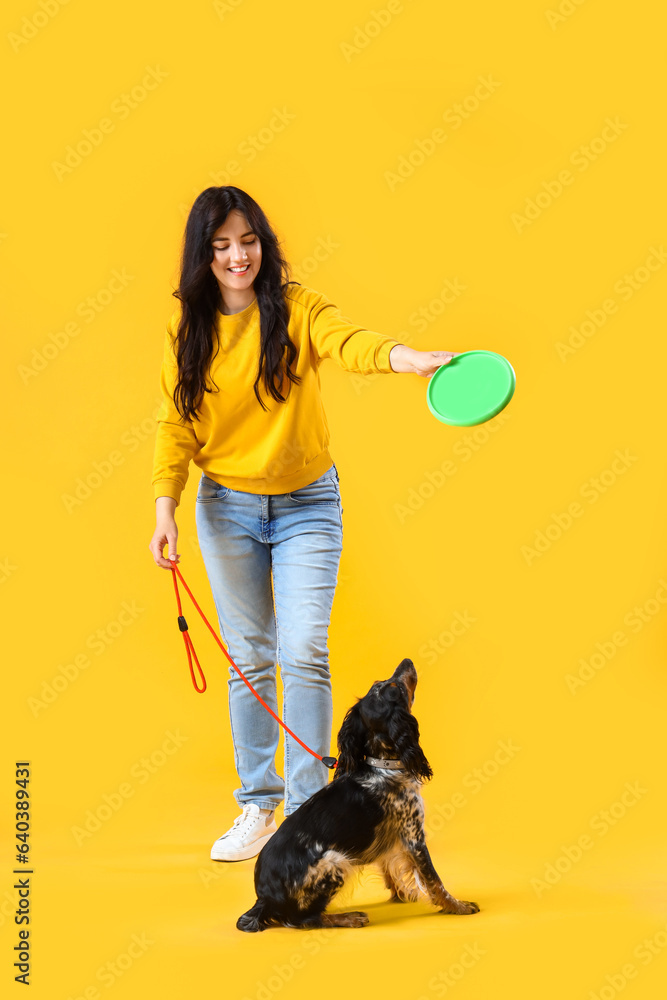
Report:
364,756,406,771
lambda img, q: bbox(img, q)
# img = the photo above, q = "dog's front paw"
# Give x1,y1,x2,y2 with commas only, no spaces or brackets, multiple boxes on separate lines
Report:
321,909,370,928
452,900,480,915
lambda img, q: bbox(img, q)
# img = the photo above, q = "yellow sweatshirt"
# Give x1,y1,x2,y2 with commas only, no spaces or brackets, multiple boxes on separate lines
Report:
152,282,400,503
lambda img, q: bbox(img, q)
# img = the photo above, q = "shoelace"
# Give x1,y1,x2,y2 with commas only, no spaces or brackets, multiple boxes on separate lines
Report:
220,806,267,841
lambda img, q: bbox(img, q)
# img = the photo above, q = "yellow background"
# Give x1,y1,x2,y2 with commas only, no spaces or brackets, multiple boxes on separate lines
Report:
2,0,666,997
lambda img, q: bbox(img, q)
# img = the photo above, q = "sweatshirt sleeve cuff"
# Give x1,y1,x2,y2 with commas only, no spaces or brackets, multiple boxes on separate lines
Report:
377,339,402,374
153,479,184,505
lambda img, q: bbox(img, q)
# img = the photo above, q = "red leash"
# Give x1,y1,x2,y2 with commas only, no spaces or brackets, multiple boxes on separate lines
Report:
169,560,337,769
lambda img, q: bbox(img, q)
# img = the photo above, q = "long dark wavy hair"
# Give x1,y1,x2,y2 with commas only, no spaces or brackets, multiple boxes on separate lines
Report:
171,186,301,421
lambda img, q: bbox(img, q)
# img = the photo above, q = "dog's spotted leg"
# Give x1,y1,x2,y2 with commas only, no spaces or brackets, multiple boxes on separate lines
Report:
380,851,423,903
407,842,479,915
382,867,402,902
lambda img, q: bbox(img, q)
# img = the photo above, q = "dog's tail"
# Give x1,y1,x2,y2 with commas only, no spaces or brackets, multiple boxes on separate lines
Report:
236,899,271,933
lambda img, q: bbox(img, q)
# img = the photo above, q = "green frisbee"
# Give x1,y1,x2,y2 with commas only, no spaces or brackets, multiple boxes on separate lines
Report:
427,350,516,427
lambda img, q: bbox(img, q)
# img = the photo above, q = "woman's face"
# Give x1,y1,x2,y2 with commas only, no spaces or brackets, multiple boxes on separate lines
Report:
210,209,262,301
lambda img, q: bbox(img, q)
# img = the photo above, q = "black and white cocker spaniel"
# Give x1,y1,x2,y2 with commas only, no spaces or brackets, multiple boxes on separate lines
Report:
237,658,479,931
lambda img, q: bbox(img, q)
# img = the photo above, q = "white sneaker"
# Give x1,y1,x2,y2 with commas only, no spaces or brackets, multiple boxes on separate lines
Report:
210,804,278,862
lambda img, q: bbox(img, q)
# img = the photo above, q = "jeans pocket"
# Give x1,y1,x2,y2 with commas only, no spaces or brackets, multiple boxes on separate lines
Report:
288,467,339,505
196,474,230,502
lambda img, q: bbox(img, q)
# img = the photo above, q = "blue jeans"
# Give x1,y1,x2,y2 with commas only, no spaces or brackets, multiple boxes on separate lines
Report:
195,463,343,816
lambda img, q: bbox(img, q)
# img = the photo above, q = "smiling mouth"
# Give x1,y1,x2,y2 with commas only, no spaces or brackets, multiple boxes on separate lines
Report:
228,264,250,273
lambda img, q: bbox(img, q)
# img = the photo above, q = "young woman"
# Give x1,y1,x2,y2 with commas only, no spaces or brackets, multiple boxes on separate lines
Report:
149,186,455,862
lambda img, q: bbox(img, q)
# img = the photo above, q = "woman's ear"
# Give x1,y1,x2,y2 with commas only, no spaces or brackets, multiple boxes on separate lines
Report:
335,702,367,777
387,708,433,781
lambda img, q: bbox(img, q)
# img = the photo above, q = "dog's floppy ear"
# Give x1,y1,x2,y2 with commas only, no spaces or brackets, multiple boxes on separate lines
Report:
387,708,433,781
335,701,367,778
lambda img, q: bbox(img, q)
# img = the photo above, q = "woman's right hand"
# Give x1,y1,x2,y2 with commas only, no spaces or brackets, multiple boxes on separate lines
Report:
150,497,180,568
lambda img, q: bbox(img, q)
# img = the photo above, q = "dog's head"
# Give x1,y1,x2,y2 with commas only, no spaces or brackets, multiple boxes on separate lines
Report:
335,658,432,781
